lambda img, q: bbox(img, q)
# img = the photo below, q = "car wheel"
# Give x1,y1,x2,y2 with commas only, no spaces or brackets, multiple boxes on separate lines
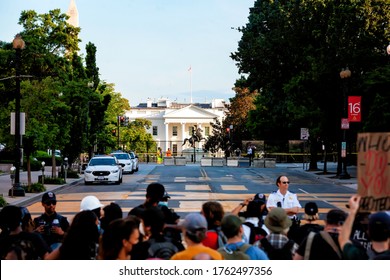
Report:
135,167,139,172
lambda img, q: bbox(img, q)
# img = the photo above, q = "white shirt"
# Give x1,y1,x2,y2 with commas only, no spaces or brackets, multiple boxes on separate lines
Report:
266,190,301,218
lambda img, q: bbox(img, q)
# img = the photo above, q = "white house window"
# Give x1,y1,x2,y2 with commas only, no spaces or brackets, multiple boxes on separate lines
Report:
153,126,158,136
204,126,210,137
172,126,178,136
189,126,194,136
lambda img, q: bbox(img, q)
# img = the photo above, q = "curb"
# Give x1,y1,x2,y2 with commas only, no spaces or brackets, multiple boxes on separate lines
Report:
9,178,83,207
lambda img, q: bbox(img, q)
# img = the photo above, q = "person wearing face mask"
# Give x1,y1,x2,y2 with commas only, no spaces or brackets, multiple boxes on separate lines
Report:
158,191,181,243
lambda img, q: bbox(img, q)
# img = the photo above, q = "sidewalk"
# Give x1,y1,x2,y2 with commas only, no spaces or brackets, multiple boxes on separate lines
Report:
277,161,358,190
0,167,82,207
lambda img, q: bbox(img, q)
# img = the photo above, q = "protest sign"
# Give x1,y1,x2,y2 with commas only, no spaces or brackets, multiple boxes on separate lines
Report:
357,132,390,211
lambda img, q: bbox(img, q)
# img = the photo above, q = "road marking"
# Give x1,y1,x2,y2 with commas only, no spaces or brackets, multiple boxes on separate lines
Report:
185,185,210,191
221,185,247,191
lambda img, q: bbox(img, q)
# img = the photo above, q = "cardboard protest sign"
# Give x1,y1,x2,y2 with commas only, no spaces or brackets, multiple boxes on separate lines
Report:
357,132,390,211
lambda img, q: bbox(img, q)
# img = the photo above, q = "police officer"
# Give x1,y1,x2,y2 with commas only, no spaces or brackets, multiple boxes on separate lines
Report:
33,192,69,250
266,175,301,230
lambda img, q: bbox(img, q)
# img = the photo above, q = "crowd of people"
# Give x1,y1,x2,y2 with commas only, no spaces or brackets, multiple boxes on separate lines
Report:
0,175,389,260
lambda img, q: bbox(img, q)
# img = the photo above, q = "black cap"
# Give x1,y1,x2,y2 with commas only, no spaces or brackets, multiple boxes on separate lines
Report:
41,191,56,204
305,202,319,216
162,191,171,199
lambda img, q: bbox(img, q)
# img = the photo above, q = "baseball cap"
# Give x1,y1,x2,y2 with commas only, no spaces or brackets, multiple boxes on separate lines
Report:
221,214,242,238
41,192,56,204
305,202,319,216
368,211,390,241
179,213,207,234
253,193,266,204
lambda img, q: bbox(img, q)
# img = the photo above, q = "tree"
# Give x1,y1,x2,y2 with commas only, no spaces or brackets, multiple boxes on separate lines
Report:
204,119,230,155
121,118,155,153
223,87,258,149
231,0,390,170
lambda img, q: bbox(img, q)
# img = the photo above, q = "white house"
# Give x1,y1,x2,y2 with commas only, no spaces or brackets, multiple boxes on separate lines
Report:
126,98,226,157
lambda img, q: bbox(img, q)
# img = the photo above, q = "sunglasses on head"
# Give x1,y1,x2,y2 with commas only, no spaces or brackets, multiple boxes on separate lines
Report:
45,201,57,206
281,181,290,184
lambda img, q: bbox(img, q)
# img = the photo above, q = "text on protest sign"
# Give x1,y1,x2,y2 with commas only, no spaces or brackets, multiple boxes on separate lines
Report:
357,132,390,211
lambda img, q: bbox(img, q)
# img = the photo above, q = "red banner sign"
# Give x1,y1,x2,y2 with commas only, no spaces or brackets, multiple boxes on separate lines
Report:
348,96,361,122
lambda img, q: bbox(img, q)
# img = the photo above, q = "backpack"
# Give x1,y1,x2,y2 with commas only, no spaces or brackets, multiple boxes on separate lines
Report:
208,227,227,248
243,222,268,244
147,238,179,260
218,243,251,260
260,238,294,260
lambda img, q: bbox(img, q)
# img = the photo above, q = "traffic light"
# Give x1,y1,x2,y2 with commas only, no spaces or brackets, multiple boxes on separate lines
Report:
124,116,129,126
111,129,116,136
119,116,125,126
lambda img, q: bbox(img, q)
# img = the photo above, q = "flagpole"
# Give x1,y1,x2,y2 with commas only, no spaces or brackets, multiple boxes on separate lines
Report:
188,65,192,104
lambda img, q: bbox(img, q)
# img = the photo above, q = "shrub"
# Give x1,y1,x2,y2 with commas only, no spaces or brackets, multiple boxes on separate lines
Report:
24,183,46,193
0,196,7,207
58,170,79,179
43,177,66,185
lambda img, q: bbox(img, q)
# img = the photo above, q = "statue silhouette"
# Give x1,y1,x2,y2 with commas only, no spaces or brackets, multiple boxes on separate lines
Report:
182,125,205,148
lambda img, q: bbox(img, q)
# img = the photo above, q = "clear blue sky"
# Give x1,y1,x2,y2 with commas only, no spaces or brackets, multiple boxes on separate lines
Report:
0,0,254,106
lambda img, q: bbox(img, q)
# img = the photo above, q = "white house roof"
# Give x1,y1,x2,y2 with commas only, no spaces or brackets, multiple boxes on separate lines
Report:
163,105,220,121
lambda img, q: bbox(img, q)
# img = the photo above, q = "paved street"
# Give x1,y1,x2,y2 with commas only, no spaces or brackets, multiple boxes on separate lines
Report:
0,161,358,224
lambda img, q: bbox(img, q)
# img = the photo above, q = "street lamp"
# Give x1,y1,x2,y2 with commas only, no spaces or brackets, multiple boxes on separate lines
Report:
41,161,45,186
64,157,68,183
339,67,351,179
8,34,26,197
387,44,390,55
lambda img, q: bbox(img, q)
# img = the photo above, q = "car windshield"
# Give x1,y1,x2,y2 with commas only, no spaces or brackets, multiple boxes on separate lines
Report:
129,153,135,159
89,158,116,166
113,153,130,160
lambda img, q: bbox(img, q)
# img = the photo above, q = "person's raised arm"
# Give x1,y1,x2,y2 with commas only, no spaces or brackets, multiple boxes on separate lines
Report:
231,197,252,216
339,194,361,250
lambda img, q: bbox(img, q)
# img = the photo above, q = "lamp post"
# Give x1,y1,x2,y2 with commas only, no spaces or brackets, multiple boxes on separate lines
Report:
10,166,16,195
64,157,68,183
339,67,351,179
8,34,26,197
41,161,45,186
387,44,390,55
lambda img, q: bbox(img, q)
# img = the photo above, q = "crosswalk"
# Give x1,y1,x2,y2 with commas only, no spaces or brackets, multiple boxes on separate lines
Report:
26,179,353,224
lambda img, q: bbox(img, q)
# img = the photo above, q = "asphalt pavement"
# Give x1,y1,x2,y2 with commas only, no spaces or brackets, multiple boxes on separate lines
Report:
0,161,358,208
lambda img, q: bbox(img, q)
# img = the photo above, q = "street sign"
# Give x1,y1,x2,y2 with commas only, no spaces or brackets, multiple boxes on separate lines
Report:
341,118,349,129
300,128,309,140
341,141,346,158
10,112,25,135
348,96,361,122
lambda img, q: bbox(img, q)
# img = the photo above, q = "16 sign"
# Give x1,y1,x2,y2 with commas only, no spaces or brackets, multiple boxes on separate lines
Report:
348,96,361,122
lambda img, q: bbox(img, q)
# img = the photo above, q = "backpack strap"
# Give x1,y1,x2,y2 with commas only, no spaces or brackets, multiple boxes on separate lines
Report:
237,243,252,254
319,231,342,259
260,237,273,252
209,227,227,248
304,231,316,260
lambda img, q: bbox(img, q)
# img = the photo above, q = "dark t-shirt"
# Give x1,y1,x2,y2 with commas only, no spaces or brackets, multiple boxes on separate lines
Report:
293,223,324,245
33,212,69,246
0,232,50,259
297,231,342,260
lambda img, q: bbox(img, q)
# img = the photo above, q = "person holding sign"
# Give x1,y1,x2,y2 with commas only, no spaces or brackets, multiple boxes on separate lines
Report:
339,194,390,260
